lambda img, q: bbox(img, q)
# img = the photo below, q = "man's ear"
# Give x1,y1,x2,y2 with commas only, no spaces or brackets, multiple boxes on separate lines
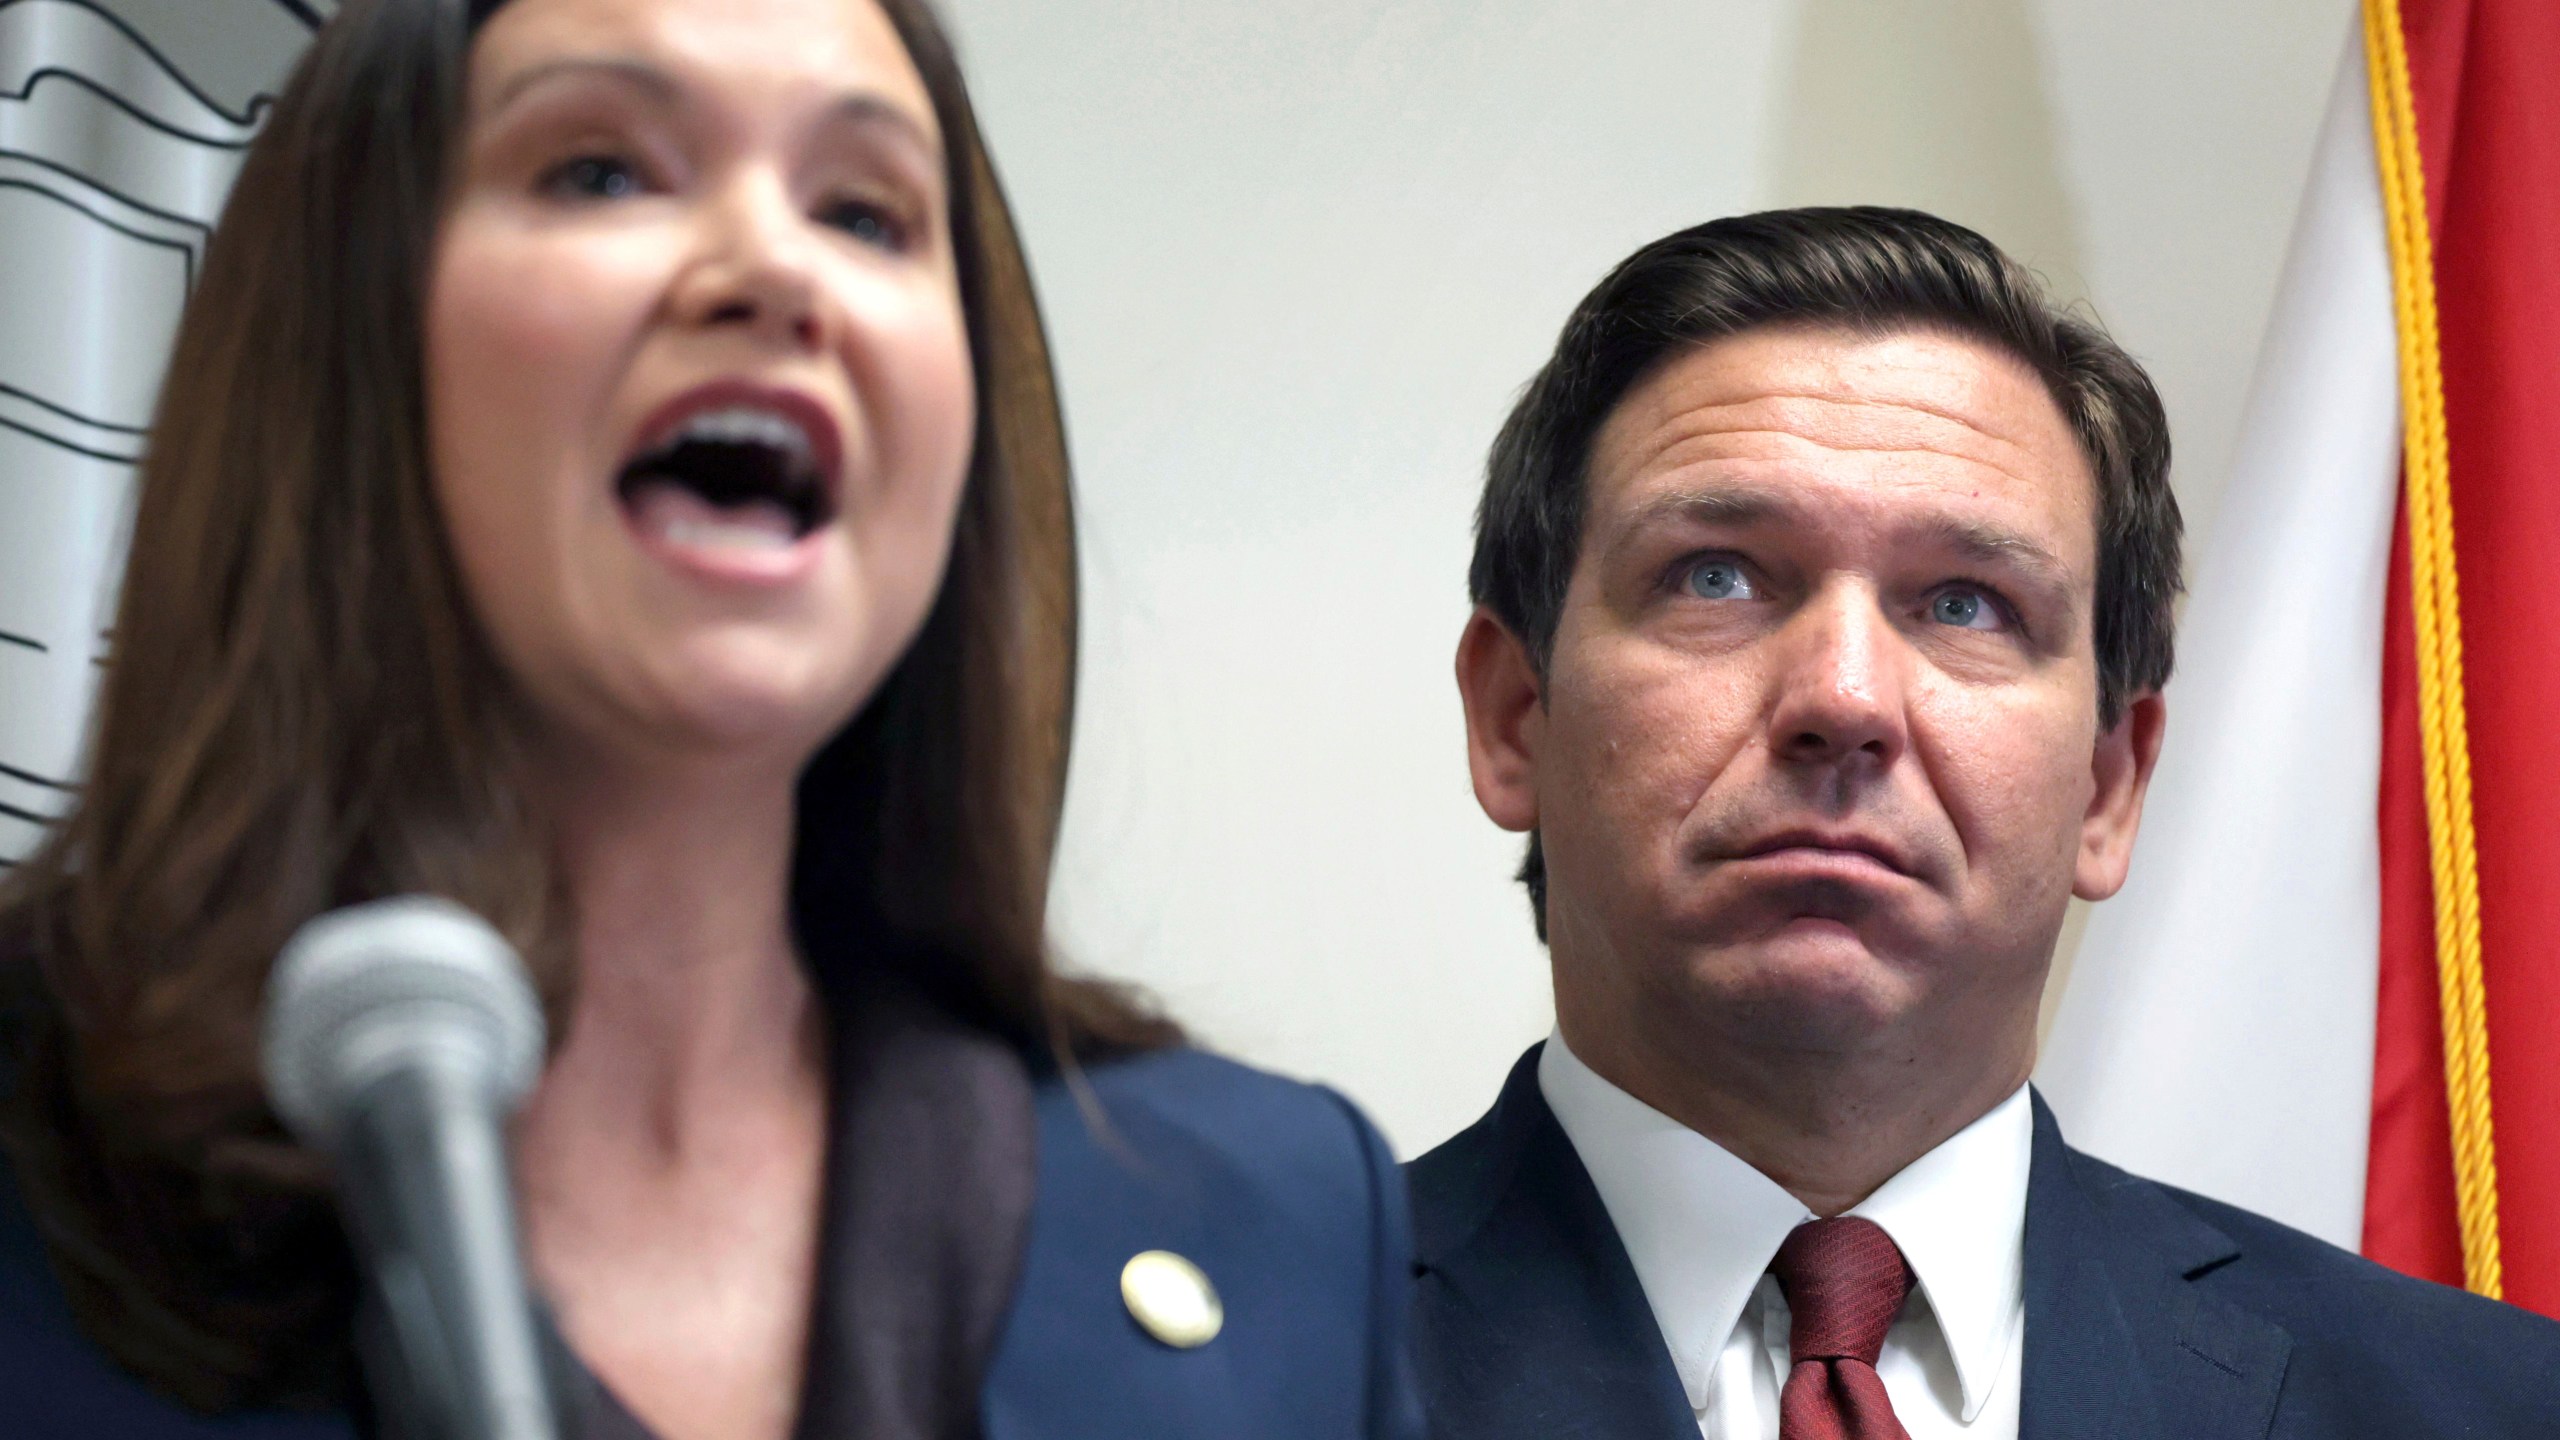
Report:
2074,690,2167,901
1456,607,1544,834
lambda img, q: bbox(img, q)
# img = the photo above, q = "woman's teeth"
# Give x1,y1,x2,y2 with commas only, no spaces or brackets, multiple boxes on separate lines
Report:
627,482,802,553
663,515,797,552
666,406,817,474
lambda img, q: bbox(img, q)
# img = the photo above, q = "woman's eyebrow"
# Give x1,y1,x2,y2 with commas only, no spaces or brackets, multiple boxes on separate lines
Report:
816,92,944,167
485,56,680,118
481,56,942,168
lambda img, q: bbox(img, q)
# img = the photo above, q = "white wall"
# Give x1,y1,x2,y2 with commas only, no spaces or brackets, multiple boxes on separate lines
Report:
934,0,2352,1156
0,1,2356,1156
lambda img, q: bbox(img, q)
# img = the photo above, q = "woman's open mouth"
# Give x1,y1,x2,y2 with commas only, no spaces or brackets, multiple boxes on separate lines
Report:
614,381,845,581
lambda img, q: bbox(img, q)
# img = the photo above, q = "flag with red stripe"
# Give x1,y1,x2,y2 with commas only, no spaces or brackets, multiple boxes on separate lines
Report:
2042,0,2560,1315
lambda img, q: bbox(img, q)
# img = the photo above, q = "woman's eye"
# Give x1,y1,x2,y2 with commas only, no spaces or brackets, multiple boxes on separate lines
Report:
821,199,908,250
1929,586,2005,630
542,154,646,202
1684,559,1755,601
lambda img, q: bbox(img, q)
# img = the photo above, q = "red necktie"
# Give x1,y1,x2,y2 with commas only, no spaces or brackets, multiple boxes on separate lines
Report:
1768,1217,1916,1440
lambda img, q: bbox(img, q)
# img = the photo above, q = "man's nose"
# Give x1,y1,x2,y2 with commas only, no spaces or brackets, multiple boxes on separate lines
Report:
1766,587,1911,771
668,175,833,353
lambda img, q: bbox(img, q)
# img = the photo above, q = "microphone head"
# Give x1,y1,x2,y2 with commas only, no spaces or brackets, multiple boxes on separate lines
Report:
261,897,546,1147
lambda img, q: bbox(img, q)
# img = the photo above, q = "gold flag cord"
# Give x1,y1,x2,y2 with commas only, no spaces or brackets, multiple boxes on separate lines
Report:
2363,0,2503,1299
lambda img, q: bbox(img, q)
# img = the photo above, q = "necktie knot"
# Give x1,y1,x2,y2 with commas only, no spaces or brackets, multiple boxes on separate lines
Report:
1769,1216,1914,1366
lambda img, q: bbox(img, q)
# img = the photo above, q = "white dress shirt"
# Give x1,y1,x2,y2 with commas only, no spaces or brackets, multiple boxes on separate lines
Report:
1538,1032,2030,1440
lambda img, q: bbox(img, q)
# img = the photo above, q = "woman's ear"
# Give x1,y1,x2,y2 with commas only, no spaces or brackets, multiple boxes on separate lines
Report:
1456,607,1544,834
2075,690,2168,901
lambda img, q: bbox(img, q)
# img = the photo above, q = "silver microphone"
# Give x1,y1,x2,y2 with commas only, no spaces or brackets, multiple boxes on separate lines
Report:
261,896,557,1440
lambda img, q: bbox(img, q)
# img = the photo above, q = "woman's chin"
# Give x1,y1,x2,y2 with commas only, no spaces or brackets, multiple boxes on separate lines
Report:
661,688,856,762
565,647,881,773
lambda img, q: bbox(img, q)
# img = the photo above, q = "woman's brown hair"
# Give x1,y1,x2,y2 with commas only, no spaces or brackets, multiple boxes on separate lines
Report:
0,0,1170,1412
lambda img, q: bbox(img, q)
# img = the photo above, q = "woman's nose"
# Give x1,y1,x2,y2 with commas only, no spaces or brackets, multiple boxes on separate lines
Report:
669,176,832,353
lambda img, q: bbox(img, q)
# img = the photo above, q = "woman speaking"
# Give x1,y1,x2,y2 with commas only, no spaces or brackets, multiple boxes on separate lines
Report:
0,1,1421,1437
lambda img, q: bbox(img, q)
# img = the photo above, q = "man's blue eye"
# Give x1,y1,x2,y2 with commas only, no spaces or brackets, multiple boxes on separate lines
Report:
1686,560,1753,600
548,156,643,200
1931,588,2001,630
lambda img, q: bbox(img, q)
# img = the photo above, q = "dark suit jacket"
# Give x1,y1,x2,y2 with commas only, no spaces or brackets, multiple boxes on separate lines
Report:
1409,1045,2560,1439
0,1048,1425,1440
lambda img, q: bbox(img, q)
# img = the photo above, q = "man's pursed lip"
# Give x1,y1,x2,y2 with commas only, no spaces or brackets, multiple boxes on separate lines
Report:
1719,832,1914,877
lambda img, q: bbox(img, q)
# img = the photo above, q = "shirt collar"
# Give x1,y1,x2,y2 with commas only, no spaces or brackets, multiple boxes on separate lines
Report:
1538,1031,2030,1422
1843,1079,2031,1421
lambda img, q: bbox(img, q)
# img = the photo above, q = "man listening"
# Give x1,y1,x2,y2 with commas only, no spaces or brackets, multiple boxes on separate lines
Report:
1415,206,2560,1439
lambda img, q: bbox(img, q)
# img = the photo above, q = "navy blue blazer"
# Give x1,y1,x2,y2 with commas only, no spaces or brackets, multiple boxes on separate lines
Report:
1409,1045,2560,1439
0,1048,1425,1439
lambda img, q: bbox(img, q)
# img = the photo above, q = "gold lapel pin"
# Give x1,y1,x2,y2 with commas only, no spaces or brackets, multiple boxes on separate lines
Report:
1120,1250,1223,1349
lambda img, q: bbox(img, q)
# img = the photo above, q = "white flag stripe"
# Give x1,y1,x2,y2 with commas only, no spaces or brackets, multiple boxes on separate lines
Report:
2036,25,2400,1250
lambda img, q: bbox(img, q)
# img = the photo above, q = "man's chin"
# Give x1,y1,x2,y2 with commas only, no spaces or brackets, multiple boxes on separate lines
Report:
1667,923,1922,1047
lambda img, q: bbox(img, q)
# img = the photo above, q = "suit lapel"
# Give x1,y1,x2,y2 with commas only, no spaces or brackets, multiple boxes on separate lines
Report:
1408,1047,1694,1440
2019,1094,2290,1440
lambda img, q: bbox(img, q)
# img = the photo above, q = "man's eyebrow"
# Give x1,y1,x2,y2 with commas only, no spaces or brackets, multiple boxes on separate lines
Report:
1600,486,1795,562
1614,486,1794,535
1602,486,2077,591
1915,516,2075,591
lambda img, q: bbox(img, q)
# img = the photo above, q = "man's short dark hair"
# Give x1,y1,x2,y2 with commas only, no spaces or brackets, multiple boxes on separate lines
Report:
1473,206,2183,939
